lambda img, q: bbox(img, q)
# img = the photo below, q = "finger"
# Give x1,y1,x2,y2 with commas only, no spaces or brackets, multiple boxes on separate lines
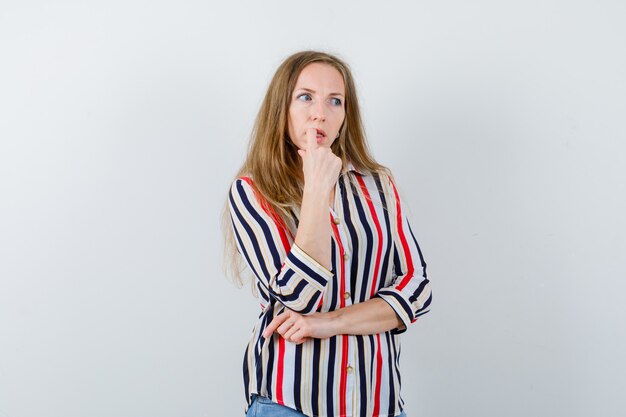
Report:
283,323,300,341
277,317,296,336
305,127,319,151
290,328,308,344
263,313,289,338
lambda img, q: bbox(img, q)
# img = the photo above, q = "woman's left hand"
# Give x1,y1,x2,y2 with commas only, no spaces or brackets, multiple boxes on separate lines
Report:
262,309,337,344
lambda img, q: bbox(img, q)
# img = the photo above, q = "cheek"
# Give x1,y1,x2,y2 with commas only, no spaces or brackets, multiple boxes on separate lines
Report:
289,109,306,132
287,110,297,134
335,111,346,129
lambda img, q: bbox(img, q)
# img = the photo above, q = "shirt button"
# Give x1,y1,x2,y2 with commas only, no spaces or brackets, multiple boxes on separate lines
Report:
343,292,350,300
346,365,353,372
333,217,341,225
343,253,349,260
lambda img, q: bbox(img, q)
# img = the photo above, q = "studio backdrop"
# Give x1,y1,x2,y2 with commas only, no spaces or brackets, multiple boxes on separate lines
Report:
0,1,624,416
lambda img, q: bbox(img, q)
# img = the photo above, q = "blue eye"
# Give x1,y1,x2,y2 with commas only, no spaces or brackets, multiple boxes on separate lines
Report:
330,97,342,106
297,93,312,101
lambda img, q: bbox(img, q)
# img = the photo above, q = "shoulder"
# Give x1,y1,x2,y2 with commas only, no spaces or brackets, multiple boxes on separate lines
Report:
365,168,397,193
228,176,259,208
229,175,256,193
369,168,402,209
229,176,278,216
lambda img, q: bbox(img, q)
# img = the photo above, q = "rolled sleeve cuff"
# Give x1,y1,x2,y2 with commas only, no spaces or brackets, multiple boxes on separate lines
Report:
375,288,415,335
285,243,333,291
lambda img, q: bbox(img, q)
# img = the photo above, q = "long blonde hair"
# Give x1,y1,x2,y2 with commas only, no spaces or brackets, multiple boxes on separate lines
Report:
221,50,390,289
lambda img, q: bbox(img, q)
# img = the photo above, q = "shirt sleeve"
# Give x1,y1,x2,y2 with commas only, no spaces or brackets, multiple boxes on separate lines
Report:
228,177,333,314
374,174,432,334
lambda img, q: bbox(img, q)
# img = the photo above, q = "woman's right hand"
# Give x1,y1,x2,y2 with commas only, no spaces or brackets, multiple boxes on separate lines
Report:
297,127,342,195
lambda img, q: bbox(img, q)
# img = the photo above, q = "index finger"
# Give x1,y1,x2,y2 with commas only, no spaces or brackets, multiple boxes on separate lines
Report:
305,127,319,151
262,312,289,338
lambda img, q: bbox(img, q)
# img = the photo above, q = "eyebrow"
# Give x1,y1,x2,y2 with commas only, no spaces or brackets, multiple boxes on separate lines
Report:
295,87,345,97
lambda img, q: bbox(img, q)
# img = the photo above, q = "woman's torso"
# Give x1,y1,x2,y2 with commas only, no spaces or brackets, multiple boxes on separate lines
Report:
241,167,409,417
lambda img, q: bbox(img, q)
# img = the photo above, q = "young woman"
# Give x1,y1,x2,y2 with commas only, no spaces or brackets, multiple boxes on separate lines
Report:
222,50,432,417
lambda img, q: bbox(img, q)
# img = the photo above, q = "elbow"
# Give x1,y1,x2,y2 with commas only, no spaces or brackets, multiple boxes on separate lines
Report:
412,289,433,319
269,285,324,315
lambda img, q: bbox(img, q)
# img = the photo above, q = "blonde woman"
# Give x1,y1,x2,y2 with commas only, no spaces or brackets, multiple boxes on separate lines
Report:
223,50,432,417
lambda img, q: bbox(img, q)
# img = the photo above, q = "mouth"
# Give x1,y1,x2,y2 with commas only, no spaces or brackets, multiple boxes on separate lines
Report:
315,128,326,139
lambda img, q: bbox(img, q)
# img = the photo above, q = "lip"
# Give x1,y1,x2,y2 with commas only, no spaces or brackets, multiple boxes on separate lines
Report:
315,128,327,138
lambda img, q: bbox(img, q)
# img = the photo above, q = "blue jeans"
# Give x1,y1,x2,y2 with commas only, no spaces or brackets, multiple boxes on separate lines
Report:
246,394,408,417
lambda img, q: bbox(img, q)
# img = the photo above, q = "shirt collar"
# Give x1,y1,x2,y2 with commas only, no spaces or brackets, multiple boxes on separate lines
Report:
343,160,365,175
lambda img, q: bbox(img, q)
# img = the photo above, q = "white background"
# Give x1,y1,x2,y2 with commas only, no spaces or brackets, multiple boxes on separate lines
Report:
1,1,625,416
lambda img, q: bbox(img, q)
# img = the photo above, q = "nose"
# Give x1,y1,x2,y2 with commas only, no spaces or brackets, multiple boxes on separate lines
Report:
310,100,326,121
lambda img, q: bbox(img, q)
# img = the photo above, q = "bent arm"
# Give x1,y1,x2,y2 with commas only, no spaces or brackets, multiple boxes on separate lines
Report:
263,298,408,342
228,178,333,314
327,297,406,335
294,183,333,271
374,174,432,334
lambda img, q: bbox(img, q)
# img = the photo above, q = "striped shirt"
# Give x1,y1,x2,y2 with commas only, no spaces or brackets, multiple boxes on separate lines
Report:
227,161,432,417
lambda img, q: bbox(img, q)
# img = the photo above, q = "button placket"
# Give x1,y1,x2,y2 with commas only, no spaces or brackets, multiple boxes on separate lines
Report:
330,207,352,307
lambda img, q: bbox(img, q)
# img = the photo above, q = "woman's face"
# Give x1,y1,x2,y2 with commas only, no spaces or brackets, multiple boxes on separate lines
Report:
287,63,346,151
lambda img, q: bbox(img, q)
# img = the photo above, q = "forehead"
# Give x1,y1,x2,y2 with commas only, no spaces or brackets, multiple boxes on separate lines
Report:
294,63,345,93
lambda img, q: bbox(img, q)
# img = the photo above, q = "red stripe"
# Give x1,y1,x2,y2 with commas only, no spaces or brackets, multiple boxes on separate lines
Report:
276,336,285,405
372,333,383,416
241,176,291,405
241,177,293,250
330,214,349,416
340,334,349,416
356,176,383,298
389,178,414,291
330,215,345,309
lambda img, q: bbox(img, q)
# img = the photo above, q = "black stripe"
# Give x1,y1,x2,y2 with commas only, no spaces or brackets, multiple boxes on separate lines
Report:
276,278,307,301
374,173,393,291
351,179,374,302
298,287,323,314
356,336,368,417
409,278,431,305
341,176,360,301
408,221,428,278
385,332,396,416
235,180,282,271
311,338,321,416
377,290,413,322
328,241,339,311
414,290,433,314
294,343,303,410
231,216,272,299
393,245,402,279
275,269,296,287
242,344,250,401
285,250,329,287
229,185,273,282
265,308,275,398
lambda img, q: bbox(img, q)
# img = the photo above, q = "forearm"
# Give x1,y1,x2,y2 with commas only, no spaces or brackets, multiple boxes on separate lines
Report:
294,185,332,270
263,297,407,343
326,298,405,336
